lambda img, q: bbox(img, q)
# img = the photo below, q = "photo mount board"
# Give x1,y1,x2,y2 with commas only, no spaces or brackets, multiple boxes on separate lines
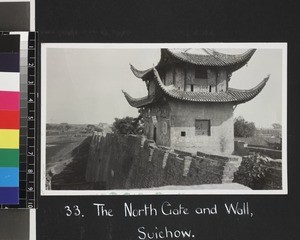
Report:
35,1,299,240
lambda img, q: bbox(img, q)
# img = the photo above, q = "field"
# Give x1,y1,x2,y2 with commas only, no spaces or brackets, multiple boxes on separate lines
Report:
46,133,90,176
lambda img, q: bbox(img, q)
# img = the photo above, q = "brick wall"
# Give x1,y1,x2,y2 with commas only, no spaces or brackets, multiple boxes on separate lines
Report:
247,147,282,159
86,132,231,189
234,140,282,159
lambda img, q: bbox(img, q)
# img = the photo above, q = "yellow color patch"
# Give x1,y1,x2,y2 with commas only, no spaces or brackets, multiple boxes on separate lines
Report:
0,130,19,149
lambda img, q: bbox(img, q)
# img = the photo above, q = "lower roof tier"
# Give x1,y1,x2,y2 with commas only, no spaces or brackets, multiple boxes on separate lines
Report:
123,68,269,108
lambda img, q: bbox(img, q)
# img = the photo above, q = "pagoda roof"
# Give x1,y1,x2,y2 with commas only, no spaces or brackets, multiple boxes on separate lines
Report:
123,68,269,108
130,48,256,79
122,90,159,108
130,64,153,79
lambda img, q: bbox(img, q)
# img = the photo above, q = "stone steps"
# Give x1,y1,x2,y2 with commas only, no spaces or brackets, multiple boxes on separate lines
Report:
222,156,242,183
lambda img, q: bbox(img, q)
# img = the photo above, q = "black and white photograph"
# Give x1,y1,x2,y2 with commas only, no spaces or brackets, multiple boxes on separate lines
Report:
41,43,287,195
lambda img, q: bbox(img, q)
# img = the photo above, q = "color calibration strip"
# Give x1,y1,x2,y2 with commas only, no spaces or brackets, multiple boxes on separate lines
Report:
0,32,37,208
0,34,20,204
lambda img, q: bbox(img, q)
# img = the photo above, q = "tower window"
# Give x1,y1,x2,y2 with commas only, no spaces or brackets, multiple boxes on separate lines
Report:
181,131,186,137
195,68,208,79
209,85,212,92
191,84,194,92
195,120,211,136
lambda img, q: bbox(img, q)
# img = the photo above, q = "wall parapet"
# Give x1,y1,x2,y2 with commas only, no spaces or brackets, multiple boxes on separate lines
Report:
234,140,282,159
85,132,231,189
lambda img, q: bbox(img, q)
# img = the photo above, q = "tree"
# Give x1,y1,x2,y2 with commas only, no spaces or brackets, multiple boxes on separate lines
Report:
234,116,256,137
86,124,96,132
59,122,71,131
112,115,144,135
86,124,103,132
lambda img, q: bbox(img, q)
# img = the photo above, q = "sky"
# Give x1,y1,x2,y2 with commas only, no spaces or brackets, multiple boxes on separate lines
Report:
45,45,284,128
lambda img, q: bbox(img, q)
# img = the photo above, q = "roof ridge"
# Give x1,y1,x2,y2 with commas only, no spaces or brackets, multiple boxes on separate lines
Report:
202,48,213,55
203,48,228,65
166,48,254,69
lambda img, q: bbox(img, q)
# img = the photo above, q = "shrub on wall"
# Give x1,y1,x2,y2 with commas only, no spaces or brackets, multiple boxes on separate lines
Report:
112,115,144,135
233,153,269,189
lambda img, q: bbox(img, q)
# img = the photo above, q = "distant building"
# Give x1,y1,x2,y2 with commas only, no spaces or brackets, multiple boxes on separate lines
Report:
256,128,282,138
123,49,269,154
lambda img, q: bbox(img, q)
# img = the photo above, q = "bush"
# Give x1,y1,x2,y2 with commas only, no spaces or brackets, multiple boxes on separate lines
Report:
233,153,269,189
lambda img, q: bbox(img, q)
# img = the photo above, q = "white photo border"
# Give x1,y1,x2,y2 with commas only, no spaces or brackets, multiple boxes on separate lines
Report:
41,42,288,196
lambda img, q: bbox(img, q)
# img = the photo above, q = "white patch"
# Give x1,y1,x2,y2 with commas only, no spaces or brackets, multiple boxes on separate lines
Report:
0,72,20,91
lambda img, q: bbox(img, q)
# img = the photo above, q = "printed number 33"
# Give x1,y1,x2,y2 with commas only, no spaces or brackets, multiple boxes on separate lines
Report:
65,205,81,216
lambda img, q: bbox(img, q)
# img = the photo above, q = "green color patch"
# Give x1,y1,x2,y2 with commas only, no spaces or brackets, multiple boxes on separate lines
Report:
0,149,19,167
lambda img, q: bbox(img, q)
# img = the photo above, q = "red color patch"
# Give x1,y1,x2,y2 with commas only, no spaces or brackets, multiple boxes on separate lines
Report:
0,110,19,129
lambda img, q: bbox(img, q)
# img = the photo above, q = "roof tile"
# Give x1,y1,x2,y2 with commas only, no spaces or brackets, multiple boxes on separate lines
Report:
130,48,256,79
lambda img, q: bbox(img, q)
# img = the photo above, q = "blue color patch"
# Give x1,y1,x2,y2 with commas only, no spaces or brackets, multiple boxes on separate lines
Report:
0,187,18,204
0,167,19,187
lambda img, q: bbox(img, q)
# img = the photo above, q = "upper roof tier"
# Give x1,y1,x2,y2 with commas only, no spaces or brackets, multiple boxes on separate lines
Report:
130,48,256,79
123,68,269,108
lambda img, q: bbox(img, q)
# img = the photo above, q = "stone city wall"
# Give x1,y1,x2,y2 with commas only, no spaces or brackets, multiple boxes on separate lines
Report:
234,140,282,159
85,132,231,189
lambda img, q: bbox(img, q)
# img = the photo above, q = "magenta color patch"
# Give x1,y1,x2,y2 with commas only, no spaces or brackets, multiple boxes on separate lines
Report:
0,91,20,110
